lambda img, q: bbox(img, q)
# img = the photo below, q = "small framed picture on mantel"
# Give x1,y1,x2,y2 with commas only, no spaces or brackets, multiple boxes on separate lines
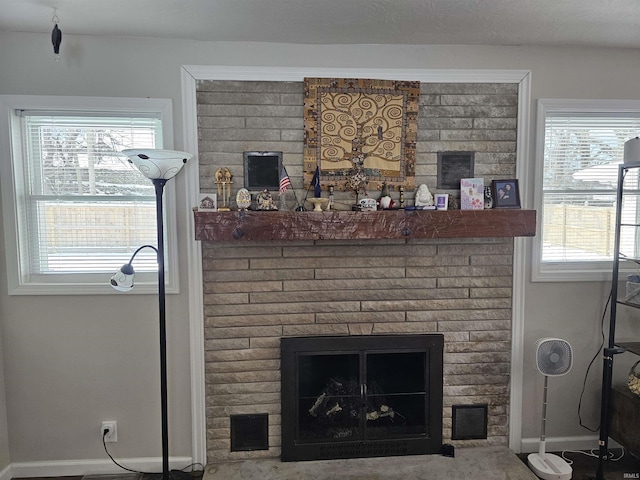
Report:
198,193,217,212
492,179,521,208
460,178,484,210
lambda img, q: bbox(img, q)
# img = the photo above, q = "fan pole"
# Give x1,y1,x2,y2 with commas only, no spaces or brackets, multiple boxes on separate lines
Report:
538,375,548,456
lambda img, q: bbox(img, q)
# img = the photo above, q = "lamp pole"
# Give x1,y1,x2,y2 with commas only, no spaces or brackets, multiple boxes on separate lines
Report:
118,148,192,480
153,178,170,480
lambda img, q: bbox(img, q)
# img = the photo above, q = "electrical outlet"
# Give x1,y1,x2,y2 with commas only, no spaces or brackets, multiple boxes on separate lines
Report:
101,420,117,442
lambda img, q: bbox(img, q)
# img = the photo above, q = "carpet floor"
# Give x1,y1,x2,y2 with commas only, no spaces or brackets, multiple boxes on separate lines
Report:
204,446,537,480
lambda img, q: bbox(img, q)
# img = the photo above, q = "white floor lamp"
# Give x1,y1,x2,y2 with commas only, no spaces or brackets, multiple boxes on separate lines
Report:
111,149,193,480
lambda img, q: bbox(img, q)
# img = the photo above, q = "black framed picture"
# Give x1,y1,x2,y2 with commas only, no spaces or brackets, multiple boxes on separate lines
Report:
492,179,521,208
243,151,283,191
437,151,475,189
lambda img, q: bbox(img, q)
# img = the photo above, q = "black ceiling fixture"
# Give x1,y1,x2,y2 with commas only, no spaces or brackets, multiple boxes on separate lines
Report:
51,10,62,61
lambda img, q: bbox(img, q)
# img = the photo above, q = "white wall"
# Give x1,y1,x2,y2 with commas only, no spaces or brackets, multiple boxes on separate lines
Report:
1,30,640,466
0,323,10,471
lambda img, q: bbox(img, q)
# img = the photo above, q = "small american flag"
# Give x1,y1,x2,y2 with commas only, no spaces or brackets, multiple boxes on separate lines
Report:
279,166,291,193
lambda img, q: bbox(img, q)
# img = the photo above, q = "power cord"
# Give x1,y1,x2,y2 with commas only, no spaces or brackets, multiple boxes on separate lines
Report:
102,430,204,480
577,290,611,432
561,447,625,464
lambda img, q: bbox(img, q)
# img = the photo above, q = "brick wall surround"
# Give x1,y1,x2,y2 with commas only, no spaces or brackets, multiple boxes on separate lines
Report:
197,80,518,462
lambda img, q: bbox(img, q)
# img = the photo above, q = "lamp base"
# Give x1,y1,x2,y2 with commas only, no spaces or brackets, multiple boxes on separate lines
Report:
82,474,142,480
84,469,201,480
527,453,572,480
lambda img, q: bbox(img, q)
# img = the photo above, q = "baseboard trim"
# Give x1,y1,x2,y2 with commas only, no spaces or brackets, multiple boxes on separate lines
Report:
7,456,193,479
0,464,11,480
520,435,621,453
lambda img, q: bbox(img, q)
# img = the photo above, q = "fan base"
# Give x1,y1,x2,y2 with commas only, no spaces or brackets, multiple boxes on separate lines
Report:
527,452,572,480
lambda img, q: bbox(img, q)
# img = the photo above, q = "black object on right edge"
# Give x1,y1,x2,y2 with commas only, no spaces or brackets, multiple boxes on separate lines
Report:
442,444,455,457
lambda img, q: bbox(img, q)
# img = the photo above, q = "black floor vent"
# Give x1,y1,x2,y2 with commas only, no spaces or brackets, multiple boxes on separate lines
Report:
451,404,488,440
230,413,269,451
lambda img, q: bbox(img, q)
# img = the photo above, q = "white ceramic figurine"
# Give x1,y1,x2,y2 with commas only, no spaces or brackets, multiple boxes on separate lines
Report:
414,184,434,207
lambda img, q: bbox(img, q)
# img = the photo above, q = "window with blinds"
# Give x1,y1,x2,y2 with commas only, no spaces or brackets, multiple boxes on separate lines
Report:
20,112,162,274
535,99,640,281
0,96,177,294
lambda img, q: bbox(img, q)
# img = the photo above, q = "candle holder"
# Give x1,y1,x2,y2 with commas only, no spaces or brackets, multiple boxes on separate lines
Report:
308,197,329,212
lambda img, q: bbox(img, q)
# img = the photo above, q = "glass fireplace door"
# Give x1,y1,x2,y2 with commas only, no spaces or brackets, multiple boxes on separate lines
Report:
297,353,362,442
281,334,443,461
364,351,427,439
295,350,428,443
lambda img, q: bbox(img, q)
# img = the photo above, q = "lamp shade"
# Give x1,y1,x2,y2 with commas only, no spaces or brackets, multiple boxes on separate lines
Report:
110,263,135,292
122,149,193,180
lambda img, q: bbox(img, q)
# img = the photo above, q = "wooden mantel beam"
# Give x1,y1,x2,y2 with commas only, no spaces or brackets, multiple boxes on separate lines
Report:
194,209,536,242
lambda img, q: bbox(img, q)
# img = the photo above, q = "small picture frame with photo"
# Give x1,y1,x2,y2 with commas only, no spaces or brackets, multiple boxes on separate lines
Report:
492,179,521,208
435,193,449,211
198,193,217,211
460,178,484,210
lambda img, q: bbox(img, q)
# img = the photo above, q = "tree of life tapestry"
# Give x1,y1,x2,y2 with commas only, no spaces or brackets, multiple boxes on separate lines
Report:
303,77,420,196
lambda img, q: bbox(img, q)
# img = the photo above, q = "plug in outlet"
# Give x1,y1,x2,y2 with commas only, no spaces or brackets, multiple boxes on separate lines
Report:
101,420,117,442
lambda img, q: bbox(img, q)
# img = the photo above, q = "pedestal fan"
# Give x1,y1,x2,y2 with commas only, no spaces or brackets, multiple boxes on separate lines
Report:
527,338,573,480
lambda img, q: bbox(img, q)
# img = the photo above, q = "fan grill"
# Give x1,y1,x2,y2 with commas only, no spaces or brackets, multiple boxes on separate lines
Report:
535,338,573,376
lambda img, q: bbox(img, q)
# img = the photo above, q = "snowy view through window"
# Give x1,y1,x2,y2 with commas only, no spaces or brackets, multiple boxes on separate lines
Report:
542,115,640,264
23,115,161,274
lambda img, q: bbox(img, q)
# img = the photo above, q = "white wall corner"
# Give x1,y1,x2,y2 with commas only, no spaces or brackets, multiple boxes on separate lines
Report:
508,71,532,454
0,464,12,480
181,65,207,466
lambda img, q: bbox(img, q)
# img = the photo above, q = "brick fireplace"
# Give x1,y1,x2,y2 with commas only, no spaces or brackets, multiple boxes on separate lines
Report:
202,236,516,462
196,78,524,462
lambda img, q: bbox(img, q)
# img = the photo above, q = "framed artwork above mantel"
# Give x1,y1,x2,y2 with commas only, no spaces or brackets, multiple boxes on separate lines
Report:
303,77,420,195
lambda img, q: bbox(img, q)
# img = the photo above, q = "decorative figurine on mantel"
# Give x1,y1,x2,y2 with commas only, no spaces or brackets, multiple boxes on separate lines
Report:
346,158,369,209
414,184,434,208
378,181,394,210
236,188,251,211
215,167,233,211
256,189,278,211
327,185,335,211
484,186,494,209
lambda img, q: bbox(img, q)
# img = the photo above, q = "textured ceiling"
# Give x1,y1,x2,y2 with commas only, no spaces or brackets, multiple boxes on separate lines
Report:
1,0,639,48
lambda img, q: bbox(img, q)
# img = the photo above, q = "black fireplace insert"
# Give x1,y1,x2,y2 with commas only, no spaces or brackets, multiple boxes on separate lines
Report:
281,334,443,461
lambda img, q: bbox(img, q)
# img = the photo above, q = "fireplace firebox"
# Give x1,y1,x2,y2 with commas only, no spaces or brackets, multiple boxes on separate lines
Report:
281,335,444,461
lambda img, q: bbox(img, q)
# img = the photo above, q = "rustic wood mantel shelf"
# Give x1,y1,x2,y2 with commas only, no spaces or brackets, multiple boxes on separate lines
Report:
194,209,536,242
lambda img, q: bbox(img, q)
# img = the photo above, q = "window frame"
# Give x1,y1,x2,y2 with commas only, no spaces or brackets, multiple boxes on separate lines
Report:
533,98,640,282
0,95,180,295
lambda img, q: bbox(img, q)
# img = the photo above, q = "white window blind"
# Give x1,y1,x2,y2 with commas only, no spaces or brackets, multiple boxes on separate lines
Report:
0,96,177,295
537,102,640,280
18,111,163,275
